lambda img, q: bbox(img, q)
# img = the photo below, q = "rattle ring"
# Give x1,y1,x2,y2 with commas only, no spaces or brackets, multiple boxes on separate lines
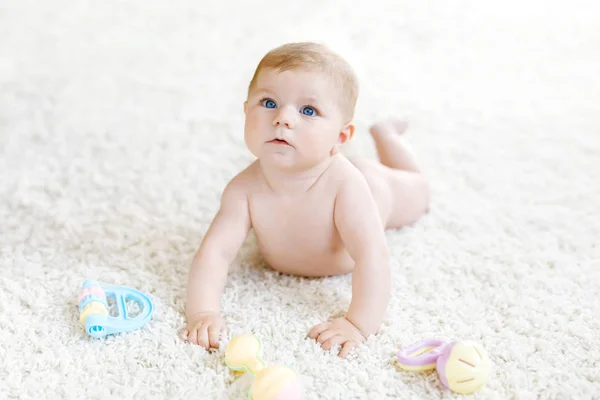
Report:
397,339,492,395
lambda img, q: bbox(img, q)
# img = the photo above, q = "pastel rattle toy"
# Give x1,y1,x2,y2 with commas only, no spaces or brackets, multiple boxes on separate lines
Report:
397,339,491,394
225,334,303,400
77,279,154,338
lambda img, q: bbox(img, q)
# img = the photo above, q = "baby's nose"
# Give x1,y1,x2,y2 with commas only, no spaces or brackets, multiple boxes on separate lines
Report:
273,106,296,128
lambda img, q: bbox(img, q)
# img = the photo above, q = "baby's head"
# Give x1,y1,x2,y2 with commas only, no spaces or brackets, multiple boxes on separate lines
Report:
243,42,359,171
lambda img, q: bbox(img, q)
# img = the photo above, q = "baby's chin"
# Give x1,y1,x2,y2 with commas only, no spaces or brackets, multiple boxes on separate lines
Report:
260,153,333,174
259,151,299,170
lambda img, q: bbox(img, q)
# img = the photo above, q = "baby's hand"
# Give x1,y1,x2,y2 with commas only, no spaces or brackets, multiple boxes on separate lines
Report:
308,317,367,358
180,311,227,349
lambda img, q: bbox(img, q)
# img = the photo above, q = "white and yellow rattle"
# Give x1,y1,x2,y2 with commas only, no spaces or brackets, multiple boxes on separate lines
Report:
397,339,492,394
225,334,303,400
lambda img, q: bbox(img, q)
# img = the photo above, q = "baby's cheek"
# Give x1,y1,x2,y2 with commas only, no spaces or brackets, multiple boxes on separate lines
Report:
314,132,335,153
245,118,264,141
299,137,320,156
243,128,261,155
244,117,258,134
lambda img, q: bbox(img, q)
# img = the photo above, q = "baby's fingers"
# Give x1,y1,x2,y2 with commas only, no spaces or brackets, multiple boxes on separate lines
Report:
338,340,358,359
208,323,222,348
317,329,337,345
179,328,189,342
308,322,330,339
322,335,344,351
196,324,210,348
188,327,199,346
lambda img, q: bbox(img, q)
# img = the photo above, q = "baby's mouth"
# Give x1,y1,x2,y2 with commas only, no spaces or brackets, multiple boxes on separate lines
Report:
267,138,291,146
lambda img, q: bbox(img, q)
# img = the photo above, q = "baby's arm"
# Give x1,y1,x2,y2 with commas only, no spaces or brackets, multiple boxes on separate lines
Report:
309,169,390,357
335,172,391,334
183,175,251,348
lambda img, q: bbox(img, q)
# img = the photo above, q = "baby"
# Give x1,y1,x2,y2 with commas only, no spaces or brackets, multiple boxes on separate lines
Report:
181,42,430,358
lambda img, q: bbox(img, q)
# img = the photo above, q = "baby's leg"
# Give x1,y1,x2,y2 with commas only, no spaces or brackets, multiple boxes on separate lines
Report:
351,120,429,229
371,120,429,228
370,120,421,173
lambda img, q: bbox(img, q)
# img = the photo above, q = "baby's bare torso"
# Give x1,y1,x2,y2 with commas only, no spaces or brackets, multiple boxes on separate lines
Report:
245,157,362,276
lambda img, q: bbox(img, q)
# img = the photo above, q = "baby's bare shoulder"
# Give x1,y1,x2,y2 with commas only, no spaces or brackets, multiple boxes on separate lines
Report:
222,161,260,196
326,155,368,187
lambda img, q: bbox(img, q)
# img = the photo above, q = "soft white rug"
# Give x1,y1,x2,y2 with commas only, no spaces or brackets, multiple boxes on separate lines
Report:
1,1,599,399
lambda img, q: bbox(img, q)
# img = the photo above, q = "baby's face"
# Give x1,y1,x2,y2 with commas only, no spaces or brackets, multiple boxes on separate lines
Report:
244,68,348,171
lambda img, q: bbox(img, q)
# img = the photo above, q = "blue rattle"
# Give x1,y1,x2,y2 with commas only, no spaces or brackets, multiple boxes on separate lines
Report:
77,280,154,338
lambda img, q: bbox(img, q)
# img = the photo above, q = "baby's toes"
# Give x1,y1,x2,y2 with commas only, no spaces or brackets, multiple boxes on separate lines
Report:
392,119,409,134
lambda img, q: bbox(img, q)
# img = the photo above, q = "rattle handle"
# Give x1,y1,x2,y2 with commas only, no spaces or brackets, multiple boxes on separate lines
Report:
397,338,447,367
245,358,264,375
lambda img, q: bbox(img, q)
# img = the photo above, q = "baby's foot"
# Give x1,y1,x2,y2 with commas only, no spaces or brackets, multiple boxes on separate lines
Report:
369,119,409,141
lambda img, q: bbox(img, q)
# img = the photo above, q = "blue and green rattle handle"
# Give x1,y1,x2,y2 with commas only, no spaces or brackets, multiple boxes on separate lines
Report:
77,280,154,338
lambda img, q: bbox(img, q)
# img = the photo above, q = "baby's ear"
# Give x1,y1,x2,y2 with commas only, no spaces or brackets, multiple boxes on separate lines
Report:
331,123,355,155
243,101,248,114
338,123,355,144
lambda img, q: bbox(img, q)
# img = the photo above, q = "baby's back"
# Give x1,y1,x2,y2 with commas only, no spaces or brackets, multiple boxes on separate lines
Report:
244,156,356,276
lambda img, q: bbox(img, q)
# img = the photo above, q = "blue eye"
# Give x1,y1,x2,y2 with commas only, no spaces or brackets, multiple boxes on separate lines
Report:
301,106,317,116
261,99,277,109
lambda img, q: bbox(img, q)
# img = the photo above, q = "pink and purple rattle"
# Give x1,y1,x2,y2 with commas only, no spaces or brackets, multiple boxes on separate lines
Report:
397,339,492,394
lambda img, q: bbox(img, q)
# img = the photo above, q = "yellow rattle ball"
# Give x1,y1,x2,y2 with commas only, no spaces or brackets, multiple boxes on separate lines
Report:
225,334,303,400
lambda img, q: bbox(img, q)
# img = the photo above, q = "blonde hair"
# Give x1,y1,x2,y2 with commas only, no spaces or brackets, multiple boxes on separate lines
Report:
247,42,359,121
